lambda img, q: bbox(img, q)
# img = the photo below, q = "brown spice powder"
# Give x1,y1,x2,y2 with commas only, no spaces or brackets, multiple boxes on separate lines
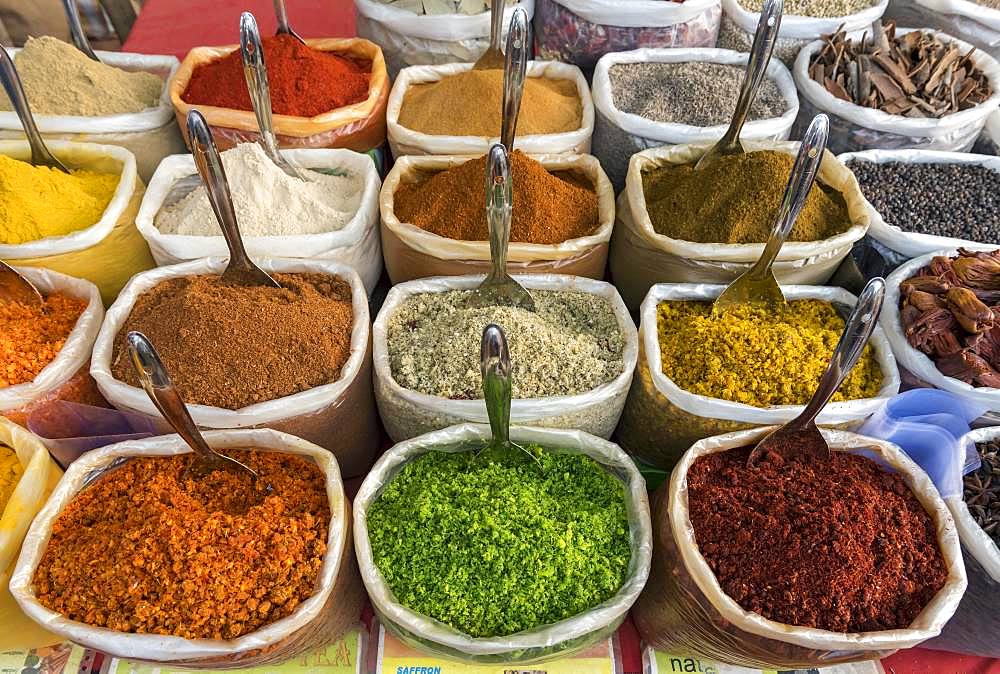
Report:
687,445,948,633
394,150,599,244
110,273,354,409
32,450,330,640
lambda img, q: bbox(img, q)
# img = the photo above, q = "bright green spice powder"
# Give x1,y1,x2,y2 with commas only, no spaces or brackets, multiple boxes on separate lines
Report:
366,444,632,638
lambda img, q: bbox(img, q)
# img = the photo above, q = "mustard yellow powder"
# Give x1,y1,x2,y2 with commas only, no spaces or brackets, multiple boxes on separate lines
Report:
656,299,884,407
0,155,119,245
0,444,23,513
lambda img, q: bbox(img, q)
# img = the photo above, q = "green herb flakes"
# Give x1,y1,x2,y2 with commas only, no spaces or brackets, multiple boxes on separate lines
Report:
366,444,632,637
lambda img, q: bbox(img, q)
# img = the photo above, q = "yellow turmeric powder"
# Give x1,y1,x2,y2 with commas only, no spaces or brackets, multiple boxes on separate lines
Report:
0,155,119,245
656,299,883,407
0,444,23,513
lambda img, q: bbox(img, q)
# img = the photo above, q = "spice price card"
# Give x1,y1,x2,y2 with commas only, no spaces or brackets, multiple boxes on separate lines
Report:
375,627,616,674
644,647,882,674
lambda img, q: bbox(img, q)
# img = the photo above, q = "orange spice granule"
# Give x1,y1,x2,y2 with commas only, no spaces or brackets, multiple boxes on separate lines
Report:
1,292,86,387
33,450,331,640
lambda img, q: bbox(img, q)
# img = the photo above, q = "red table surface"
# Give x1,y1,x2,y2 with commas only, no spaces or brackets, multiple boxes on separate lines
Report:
120,1,996,672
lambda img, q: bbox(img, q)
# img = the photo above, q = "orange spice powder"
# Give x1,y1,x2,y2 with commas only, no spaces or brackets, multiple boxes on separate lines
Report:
1,292,86,387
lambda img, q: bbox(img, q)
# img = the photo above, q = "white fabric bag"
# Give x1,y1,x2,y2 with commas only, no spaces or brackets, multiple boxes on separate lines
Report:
372,274,638,442
9,429,364,668
0,48,184,183
0,267,104,425
717,0,889,66
793,29,1000,155
617,284,900,469
134,148,383,293
633,426,967,669
354,0,536,78
533,0,722,71
354,422,652,663
974,109,1000,155
881,247,1000,414
90,257,378,478
386,60,594,157
609,139,870,310
886,0,1000,59
839,149,1000,260
926,426,1000,657
379,153,615,283
591,47,799,192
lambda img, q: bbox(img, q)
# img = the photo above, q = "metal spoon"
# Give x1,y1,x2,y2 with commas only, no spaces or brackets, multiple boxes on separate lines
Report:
0,260,43,307
273,0,306,44
712,114,829,315
61,0,100,62
240,11,306,181
694,0,783,170
0,48,69,173
473,0,506,70
481,323,512,449
467,144,535,311
186,109,281,289
126,331,269,496
747,277,886,467
500,7,528,153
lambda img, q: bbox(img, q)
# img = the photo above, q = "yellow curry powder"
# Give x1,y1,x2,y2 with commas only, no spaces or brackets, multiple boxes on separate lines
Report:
0,155,119,245
656,299,883,407
0,444,23,513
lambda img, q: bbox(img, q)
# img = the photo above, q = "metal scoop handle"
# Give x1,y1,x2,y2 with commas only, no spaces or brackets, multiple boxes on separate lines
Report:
273,0,306,42
0,48,69,173
500,7,528,152
485,144,513,285
481,323,512,447
487,0,504,58
62,0,100,61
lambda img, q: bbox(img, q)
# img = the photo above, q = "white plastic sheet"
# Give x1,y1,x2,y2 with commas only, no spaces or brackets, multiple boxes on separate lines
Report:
354,422,652,663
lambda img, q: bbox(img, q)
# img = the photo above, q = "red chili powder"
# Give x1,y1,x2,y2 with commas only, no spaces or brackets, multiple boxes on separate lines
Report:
687,443,948,633
182,34,369,117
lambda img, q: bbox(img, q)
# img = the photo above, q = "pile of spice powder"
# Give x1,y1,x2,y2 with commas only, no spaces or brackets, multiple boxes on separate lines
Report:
966,439,1000,545
688,444,948,632
182,34,369,117
393,151,599,244
387,289,624,399
1,36,162,116
366,444,631,637
1,292,86,387
610,62,787,127
0,445,22,513
0,156,119,245
738,0,875,16
110,273,353,409
642,151,852,244
398,69,582,136
656,299,883,407
32,450,329,639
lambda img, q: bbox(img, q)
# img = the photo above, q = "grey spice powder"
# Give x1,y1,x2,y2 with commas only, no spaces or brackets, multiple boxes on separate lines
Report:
609,61,788,127
387,289,625,399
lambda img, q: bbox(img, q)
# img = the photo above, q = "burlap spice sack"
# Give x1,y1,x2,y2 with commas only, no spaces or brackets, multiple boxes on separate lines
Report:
90,258,377,478
633,427,967,669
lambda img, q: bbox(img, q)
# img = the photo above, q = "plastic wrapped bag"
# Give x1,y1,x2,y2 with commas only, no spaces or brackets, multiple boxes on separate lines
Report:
0,48,184,183
839,149,1000,260
0,141,154,305
633,426,967,669
373,274,638,442
9,428,364,668
973,109,1000,155
135,148,382,293
886,0,1000,59
532,0,721,71
353,422,652,663
169,38,389,153
591,47,799,192
355,0,536,78
608,139,870,310
386,60,594,157
717,0,889,67
925,426,1000,657
0,267,106,428
793,29,1000,155
616,283,901,469
379,153,614,284
881,247,1000,415
90,257,378,478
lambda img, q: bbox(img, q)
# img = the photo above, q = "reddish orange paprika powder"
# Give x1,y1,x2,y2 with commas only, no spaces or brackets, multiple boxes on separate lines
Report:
182,34,369,117
1,292,86,387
